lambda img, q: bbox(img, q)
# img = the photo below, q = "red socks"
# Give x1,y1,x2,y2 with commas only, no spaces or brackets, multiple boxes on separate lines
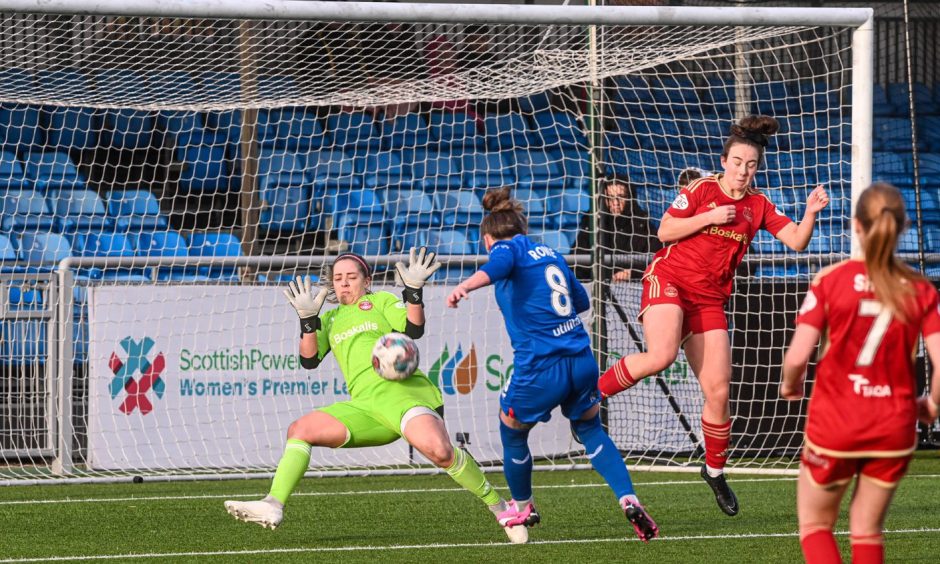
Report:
850,534,883,564
598,358,638,398
702,418,731,470
800,529,842,564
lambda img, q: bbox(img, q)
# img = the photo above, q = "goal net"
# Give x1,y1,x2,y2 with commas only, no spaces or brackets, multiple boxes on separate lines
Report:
0,2,870,483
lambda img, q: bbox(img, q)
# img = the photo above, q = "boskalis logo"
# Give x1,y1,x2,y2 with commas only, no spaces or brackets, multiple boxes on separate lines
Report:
428,343,478,395
109,336,166,415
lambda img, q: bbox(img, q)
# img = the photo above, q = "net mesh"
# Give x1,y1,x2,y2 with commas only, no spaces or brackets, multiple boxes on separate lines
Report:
0,11,859,482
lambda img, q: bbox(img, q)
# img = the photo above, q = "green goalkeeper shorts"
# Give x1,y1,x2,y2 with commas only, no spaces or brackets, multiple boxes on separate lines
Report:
318,380,444,448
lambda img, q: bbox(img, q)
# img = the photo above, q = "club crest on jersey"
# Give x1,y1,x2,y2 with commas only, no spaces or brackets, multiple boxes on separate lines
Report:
359,300,373,311
742,206,753,223
799,290,818,315
664,284,679,298
672,193,689,210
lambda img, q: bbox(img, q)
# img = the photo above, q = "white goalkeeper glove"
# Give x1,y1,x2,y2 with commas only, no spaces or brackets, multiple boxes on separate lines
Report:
283,275,328,334
395,246,442,305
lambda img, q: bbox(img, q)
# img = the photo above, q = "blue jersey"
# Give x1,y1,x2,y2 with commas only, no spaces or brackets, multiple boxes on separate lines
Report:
481,234,591,373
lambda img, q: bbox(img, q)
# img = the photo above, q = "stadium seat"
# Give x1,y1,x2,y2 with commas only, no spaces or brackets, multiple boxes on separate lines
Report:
325,111,380,150
0,189,55,232
548,188,590,233
611,75,657,118
532,111,588,149
307,149,361,192
187,231,244,281
514,188,551,230
106,190,168,231
130,229,206,281
360,151,413,191
409,150,462,191
873,117,924,153
872,83,898,117
386,189,438,253
751,81,801,116
157,110,206,142
21,151,86,192
461,151,515,191
1,317,46,365
518,90,553,114
0,150,31,190
653,76,701,116
18,231,73,273
873,152,915,188
99,108,154,150
0,104,44,151
50,189,112,233
799,81,841,115
703,77,735,117
72,231,148,279
176,139,233,194
257,74,300,99
330,188,385,232
514,150,566,192
41,106,99,152
528,229,572,255
272,107,326,152
919,153,940,186
335,217,389,257
381,113,430,150
427,229,475,282
258,150,311,235
0,233,19,272
554,148,591,191
887,82,939,116
484,113,533,151
429,111,483,150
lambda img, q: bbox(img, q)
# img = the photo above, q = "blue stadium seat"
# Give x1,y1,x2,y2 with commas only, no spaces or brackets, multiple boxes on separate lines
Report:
751,82,801,116
528,229,572,255
177,143,233,194
149,72,200,105
653,77,701,116
872,84,898,117
919,153,940,186
426,229,475,282
0,104,44,150
325,112,380,150
461,151,514,191
518,91,553,114
409,150,462,191
130,229,205,281
549,188,590,232
21,151,85,192
0,233,19,272
381,113,430,150
611,75,657,118
799,81,841,115
484,113,532,151
386,189,438,253
257,75,300,99
433,190,485,227
923,225,940,252
514,188,551,230
330,188,385,230
72,231,146,279
360,151,413,190
50,189,112,233
258,150,311,234
99,109,155,150
532,111,588,148
42,107,99,152
336,218,389,257
703,77,735,117
0,150,30,190
555,148,591,191
200,71,242,102
157,110,206,142
430,111,483,150
106,190,168,231
187,232,244,281
751,230,785,254
1,189,55,232
897,226,921,254
514,150,566,192
272,107,326,152
874,117,923,153
307,149,361,192
1,317,46,365
872,152,914,188
887,82,939,116
18,232,72,273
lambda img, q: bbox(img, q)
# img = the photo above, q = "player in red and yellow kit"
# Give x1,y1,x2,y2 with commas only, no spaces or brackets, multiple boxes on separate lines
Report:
781,182,940,564
598,115,830,516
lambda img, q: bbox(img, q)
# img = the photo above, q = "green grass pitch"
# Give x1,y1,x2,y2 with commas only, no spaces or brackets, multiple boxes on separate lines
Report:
1,454,938,563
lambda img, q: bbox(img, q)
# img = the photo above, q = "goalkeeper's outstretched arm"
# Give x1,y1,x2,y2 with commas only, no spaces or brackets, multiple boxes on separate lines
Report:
283,276,328,370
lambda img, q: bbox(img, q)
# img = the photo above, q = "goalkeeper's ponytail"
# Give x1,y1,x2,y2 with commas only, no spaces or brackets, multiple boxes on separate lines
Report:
481,187,527,240
855,182,923,322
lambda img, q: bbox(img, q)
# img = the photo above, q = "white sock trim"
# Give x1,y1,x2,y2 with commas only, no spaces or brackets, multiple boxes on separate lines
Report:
706,464,724,478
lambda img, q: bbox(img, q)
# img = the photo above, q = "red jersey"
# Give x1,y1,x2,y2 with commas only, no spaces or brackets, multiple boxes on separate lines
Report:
645,175,792,302
796,260,940,457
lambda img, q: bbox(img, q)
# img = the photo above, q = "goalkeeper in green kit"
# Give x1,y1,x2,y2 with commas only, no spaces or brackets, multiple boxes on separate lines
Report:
225,249,528,543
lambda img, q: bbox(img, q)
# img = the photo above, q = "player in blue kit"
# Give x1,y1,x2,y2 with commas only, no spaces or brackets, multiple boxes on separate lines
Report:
446,187,659,542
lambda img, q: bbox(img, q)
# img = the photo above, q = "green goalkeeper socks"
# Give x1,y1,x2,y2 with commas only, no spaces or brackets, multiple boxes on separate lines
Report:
268,438,312,505
445,446,502,507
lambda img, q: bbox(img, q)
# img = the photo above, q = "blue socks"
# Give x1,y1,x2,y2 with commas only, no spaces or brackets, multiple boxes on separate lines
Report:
571,414,636,500
499,420,533,501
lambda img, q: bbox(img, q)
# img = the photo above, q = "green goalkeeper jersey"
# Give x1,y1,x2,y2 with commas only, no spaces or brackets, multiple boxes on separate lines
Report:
316,291,436,399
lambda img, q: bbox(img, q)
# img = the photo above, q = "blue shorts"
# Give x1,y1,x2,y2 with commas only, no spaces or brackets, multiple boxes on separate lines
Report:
500,348,600,425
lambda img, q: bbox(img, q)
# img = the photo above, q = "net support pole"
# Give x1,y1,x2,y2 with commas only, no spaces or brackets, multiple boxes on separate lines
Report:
850,13,874,256
52,264,75,476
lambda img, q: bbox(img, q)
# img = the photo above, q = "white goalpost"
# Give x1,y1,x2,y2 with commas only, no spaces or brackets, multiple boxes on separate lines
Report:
0,0,872,484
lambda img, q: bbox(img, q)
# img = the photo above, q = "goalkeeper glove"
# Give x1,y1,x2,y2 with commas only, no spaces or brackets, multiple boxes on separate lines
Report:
395,246,442,305
283,275,328,334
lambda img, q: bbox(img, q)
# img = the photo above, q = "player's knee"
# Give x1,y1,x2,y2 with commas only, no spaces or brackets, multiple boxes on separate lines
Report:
648,347,679,373
422,441,456,468
570,414,602,441
702,384,730,408
800,522,836,537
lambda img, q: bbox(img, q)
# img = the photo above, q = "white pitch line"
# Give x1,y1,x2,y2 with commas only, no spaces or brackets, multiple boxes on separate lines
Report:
0,477,796,506
1,528,938,563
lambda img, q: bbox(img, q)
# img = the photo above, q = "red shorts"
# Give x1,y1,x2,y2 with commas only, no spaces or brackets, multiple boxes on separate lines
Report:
639,273,728,335
801,446,912,489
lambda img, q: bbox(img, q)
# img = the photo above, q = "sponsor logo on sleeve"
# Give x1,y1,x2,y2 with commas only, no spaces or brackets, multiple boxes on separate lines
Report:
672,193,689,210
798,290,818,315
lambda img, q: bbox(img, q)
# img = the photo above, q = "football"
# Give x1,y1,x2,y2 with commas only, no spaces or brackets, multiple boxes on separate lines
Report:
371,332,420,381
